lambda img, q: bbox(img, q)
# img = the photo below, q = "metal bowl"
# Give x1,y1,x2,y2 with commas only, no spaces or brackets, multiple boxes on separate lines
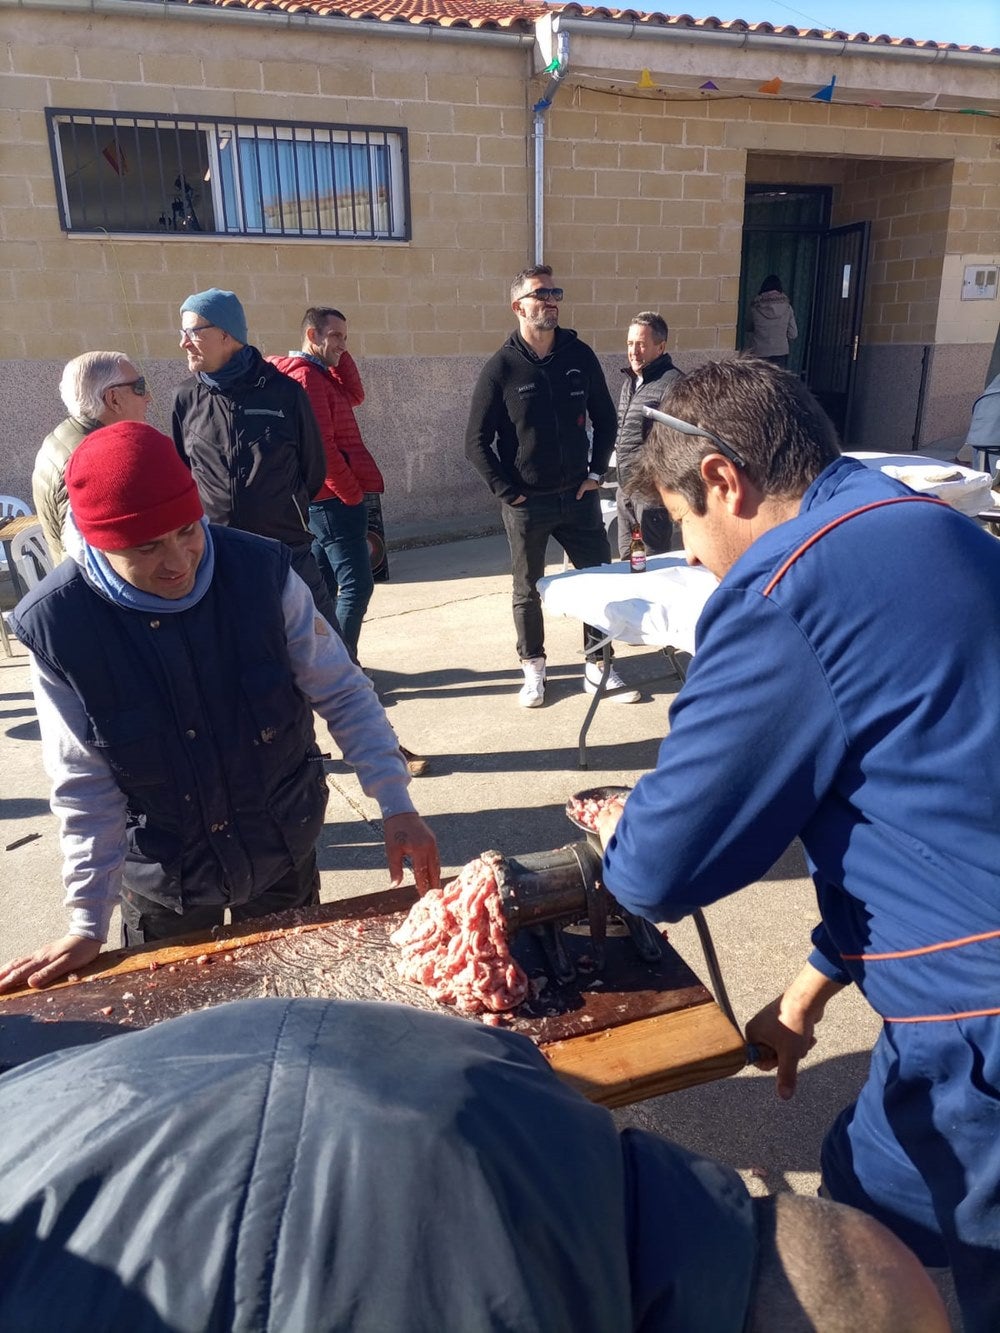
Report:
564,785,632,839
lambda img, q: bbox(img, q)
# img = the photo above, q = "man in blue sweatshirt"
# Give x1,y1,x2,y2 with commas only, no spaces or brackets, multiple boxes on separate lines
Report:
0,423,438,992
599,359,1000,1332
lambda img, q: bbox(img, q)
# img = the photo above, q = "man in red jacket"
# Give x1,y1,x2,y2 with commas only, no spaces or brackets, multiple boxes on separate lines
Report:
270,308,385,661
270,309,427,776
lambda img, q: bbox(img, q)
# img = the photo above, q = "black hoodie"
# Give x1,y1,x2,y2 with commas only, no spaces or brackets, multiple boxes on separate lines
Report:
465,328,618,503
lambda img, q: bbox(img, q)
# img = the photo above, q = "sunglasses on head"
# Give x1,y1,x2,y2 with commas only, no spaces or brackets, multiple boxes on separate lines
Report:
105,376,147,398
641,405,748,470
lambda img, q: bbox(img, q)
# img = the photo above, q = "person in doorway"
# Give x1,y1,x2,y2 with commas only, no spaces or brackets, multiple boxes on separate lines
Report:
746,275,798,368
0,423,437,990
0,997,948,1333
614,312,683,558
465,266,638,708
33,351,151,563
171,288,339,632
598,358,1000,1332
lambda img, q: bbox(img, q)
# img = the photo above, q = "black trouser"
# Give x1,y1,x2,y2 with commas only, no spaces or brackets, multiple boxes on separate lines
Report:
615,489,675,559
119,851,321,947
500,487,610,661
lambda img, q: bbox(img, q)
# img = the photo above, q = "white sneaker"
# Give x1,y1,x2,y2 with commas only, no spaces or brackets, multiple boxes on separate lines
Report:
518,656,546,708
584,660,640,703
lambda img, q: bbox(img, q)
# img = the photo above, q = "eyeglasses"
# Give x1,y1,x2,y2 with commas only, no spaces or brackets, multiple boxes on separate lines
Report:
518,287,564,302
179,324,217,342
105,376,147,397
641,405,748,470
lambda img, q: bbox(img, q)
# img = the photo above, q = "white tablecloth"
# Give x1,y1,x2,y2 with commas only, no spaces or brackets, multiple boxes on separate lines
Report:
847,452,992,515
538,555,718,656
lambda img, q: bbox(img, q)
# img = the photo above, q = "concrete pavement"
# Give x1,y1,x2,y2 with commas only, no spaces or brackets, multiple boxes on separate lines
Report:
0,532,882,1206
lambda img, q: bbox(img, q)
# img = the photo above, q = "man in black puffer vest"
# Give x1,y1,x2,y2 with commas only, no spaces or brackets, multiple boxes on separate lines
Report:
614,311,683,558
0,423,438,994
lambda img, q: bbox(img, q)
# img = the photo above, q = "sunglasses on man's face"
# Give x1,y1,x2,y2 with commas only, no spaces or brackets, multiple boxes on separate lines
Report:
518,287,564,302
105,376,147,398
641,405,748,470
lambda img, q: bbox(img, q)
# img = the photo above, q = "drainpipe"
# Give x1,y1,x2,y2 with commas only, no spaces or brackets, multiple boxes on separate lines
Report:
532,27,569,266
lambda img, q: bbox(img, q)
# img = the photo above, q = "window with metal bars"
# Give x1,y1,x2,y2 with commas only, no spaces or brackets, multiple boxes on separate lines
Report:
46,109,410,241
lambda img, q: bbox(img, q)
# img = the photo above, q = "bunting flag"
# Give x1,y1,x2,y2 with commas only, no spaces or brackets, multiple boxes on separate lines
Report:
919,93,939,110
865,99,883,108
543,57,560,73
699,80,719,91
811,75,837,102
102,138,128,176
758,77,782,94
636,68,656,89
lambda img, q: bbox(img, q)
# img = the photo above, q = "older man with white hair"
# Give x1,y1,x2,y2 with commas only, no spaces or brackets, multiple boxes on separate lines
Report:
32,351,151,563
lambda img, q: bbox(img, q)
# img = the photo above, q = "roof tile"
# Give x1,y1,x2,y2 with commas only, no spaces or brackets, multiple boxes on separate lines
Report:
162,0,1000,52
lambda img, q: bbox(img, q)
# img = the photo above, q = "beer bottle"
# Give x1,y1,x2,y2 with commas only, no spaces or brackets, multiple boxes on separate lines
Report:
629,525,646,573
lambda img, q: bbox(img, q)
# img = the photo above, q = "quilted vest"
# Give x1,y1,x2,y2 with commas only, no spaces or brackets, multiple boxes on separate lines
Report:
11,527,327,913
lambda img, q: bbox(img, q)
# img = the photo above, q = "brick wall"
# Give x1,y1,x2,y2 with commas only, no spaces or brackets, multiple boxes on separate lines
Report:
2,11,998,528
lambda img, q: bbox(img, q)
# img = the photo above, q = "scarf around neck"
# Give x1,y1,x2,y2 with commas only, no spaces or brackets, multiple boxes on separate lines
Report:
65,513,216,614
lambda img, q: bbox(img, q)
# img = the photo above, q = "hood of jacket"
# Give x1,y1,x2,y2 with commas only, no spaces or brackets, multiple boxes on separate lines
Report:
751,291,792,321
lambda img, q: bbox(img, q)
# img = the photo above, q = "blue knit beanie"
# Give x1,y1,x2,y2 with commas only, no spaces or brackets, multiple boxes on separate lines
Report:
180,288,248,344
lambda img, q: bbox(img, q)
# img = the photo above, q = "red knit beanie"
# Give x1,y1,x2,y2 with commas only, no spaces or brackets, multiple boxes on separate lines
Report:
65,422,204,551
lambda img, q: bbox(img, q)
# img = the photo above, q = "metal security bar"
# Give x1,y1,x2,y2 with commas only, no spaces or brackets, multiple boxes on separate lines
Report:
46,109,410,241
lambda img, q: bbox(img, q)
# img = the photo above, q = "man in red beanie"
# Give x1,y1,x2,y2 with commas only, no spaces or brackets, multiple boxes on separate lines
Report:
0,423,438,992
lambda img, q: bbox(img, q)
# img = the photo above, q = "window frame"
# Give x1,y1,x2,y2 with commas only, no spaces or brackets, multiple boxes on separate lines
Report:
45,107,411,242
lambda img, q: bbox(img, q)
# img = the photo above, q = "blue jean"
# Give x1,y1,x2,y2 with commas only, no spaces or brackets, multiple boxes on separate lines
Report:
308,497,374,661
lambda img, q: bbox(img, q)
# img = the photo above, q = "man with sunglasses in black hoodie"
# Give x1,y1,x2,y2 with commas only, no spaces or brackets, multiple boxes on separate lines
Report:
465,266,638,709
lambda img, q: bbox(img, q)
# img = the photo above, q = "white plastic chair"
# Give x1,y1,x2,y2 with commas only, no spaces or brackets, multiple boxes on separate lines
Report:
10,523,52,590
0,496,30,520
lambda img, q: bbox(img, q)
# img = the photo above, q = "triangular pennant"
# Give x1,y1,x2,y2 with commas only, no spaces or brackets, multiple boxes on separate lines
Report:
810,75,836,102
959,108,992,116
699,80,719,91
636,68,656,90
919,93,939,110
102,138,128,176
758,77,782,95
865,99,883,108
544,57,560,73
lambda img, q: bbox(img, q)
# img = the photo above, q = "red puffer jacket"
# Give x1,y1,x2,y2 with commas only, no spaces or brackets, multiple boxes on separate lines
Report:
268,351,385,503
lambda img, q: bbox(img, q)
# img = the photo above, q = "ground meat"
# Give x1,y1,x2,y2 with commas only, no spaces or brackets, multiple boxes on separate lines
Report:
567,793,624,834
390,851,528,1015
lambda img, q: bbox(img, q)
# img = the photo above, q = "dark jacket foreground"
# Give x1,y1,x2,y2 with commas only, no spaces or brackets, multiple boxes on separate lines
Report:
0,999,756,1333
172,348,325,549
465,328,618,503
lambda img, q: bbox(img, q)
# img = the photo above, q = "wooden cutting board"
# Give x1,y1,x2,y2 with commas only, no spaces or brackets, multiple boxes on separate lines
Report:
0,888,746,1106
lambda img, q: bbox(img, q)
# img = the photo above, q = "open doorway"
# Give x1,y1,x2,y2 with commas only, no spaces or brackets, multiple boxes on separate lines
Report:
739,185,869,439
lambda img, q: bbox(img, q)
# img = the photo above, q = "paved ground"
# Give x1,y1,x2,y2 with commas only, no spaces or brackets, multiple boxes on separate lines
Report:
0,531,886,1209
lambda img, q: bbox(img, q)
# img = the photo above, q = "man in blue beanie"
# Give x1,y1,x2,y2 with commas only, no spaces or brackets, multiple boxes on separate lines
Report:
172,287,340,631
0,999,946,1332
